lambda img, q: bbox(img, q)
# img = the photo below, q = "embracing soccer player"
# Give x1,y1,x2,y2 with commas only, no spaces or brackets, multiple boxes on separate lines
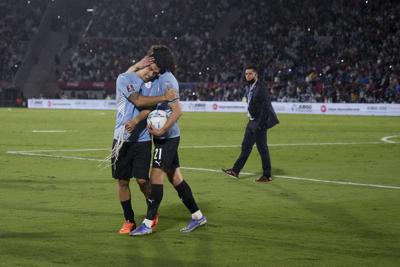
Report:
129,45,207,236
112,56,176,234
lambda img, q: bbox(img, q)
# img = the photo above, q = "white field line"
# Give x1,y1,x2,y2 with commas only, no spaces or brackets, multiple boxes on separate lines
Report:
381,135,399,144
182,141,392,148
182,167,400,190
6,151,400,190
275,175,400,190
32,130,68,133
6,151,101,162
267,141,385,146
181,145,240,148
7,148,109,153
6,140,397,154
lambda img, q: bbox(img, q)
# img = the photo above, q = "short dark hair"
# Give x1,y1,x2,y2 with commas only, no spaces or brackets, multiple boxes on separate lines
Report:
245,65,258,73
148,45,176,74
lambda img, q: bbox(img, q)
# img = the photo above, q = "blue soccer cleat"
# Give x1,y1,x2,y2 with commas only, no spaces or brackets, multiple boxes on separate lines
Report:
129,223,152,236
180,216,207,233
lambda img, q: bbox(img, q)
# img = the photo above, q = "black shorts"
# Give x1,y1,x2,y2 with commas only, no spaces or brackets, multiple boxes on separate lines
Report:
152,137,180,172
111,140,152,180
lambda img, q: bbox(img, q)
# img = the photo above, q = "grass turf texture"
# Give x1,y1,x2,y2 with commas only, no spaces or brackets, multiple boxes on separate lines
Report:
0,108,399,267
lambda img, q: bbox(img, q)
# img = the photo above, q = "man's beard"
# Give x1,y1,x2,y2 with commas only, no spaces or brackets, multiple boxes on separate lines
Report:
247,79,256,85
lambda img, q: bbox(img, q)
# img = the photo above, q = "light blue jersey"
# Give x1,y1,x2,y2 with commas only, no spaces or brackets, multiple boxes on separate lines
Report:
114,72,152,142
151,72,180,139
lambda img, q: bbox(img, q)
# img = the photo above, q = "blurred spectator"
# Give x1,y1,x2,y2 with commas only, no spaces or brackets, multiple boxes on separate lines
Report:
0,0,47,81
59,0,400,103
2,0,398,103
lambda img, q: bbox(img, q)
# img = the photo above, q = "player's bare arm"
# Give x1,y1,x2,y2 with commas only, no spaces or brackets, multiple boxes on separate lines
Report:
124,110,151,133
148,100,182,137
126,56,154,72
128,88,177,108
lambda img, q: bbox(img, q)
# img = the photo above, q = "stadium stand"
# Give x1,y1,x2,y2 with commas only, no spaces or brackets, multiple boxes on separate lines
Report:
0,0,48,106
1,0,399,103
59,0,399,103
0,0,47,82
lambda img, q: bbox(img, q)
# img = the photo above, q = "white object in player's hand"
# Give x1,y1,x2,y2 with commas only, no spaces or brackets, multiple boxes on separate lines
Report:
147,110,168,129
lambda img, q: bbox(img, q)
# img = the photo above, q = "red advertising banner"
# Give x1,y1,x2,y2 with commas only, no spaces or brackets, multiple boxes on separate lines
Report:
57,81,116,90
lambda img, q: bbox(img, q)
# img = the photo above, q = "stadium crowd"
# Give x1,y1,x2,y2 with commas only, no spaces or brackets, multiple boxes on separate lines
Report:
0,0,47,81
1,0,399,103
59,0,235,83
59,0,400,103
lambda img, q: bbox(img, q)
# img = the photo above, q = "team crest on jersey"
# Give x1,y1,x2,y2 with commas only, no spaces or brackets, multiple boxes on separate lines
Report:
127,84,134,92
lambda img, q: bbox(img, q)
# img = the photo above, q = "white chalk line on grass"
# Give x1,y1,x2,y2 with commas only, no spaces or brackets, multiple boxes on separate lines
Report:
182,141,397,148
381,135,400,144
182,166,400,190
31,130,78,133
275,175,400,190
6,151,400,190
6,151,102,162
6,140,398,154
7,148,109,153
182,141,391,148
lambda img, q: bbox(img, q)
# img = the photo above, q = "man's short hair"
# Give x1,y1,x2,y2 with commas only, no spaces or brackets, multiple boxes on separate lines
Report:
245,65,258,73
148,45,176,74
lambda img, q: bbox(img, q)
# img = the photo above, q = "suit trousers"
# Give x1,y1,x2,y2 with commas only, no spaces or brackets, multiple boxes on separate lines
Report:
232,121,271,177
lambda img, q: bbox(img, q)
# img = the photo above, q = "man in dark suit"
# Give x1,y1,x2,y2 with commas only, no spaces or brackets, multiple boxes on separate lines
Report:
222,65,279,182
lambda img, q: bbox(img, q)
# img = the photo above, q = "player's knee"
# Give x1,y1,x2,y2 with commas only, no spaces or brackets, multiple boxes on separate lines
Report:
168,171,183,186
150,168,164,184
136,179,148,186
118,179,129,189
171,177,183,187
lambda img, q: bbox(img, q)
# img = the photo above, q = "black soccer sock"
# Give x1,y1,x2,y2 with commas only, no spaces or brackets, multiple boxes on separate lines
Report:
138,180,151,199
174,180,199,214
146,184,163,220
120,199,135,223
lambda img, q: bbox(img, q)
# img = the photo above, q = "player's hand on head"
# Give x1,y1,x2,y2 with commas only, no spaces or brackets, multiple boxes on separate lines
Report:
136,55,154,70
164,88,177,102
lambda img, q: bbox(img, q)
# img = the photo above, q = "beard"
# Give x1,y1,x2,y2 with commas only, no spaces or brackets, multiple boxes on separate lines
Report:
247,79,256,85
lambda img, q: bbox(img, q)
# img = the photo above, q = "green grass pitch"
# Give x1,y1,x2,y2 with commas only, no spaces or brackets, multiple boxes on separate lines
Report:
0,108,399,266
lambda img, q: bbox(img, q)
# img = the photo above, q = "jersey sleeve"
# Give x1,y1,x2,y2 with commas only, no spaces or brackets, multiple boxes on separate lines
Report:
116,72,143,98
160,73,179,104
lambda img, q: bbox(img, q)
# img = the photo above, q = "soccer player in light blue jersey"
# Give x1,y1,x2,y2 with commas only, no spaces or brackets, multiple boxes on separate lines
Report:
112,56,176,234
130,45,207,236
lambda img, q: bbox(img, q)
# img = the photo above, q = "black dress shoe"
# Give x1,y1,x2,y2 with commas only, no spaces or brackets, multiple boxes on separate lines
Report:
222,168,238,179
256,176,272,183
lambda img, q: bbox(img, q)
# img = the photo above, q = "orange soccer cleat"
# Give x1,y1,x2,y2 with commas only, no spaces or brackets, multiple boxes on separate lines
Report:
118,220,136,234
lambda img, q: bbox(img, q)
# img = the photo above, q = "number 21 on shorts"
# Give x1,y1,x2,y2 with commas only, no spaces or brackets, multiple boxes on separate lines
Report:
154,148,162,160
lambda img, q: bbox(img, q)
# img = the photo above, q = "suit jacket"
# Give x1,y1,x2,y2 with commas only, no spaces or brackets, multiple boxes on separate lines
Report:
247,80,279,130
